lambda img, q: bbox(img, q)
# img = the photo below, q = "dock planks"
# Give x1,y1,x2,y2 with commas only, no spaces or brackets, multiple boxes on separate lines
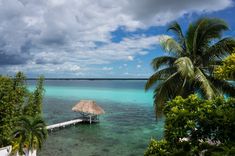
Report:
46,119,83,130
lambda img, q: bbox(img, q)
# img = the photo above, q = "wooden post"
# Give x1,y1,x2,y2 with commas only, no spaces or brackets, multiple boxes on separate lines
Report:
89,115,91,124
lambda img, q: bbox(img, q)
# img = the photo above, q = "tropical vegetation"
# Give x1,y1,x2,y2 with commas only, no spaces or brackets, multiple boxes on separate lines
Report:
0,72,27,146
0,72,47,155
214,52,235,80
11,116,47,156
145,18,235,114
145,17,235,155
145,95,235,155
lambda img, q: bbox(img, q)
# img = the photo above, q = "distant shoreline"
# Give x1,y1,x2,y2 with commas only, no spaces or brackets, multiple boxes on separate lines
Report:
26,78,149,80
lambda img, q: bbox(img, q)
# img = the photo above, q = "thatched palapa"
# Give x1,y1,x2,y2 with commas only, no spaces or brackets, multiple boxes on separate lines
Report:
72,100,105,123
72,100,105,115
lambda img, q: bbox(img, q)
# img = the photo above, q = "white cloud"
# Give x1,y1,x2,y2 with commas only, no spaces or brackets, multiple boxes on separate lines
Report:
0,0,233,76
102,67,113,71
137,65,141,68
127,56,134,61
69,65,81,72
2,63,84,77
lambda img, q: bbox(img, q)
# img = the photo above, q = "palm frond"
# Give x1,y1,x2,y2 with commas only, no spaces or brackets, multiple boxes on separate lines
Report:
153,72,183,115
151,56,177,70
174,57,194,79
206,37,235,59
168,22,185,45
12,116,47,153
186,18,229,57
186,23,197,54
201,18,228,39
145,67,176,90
208,76,235,97
194,67,216,99
161,37,183,55
197,19,228,52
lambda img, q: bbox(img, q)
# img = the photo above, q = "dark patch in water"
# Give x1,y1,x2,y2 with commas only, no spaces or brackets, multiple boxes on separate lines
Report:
102,148,110,152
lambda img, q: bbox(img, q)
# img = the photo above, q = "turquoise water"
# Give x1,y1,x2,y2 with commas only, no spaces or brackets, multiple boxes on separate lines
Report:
28,80,164,156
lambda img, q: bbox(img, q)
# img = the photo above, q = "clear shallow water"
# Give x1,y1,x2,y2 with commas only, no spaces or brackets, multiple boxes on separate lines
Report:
28,80,164,156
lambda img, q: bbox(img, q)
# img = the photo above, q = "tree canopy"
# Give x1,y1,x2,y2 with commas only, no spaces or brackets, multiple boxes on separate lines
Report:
145,18,235,115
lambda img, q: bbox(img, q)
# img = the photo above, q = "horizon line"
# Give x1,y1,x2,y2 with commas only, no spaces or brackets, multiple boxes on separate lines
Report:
26,78,149,80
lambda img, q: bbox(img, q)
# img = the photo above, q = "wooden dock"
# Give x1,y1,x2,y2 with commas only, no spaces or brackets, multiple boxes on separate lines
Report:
46,119,83,130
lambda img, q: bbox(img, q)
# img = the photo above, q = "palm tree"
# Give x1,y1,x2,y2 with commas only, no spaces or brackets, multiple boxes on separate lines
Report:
12,116,47,156
145,18,235,115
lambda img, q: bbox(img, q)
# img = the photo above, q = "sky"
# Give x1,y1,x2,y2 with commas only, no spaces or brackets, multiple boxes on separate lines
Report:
0,0,235,78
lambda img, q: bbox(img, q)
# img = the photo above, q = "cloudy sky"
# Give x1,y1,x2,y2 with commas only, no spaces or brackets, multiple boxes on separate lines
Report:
0,0,235,78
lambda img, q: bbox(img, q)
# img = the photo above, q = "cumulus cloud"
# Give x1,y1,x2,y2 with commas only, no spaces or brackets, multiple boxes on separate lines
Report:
0,0,233,76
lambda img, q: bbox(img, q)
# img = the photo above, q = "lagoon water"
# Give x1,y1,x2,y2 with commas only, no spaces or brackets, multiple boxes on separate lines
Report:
28,80,164,156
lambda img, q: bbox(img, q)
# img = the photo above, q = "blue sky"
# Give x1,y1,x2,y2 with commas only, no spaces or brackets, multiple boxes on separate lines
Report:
0,0,235,78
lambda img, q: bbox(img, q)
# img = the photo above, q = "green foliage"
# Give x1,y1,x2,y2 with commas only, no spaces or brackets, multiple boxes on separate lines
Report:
0,72,46,148
144,139,170,156
12,116,47,155
164,95,235,144
214,53,235,80
145,18,235,115
0,72,27,146
24,76,45,116
145,95,235,156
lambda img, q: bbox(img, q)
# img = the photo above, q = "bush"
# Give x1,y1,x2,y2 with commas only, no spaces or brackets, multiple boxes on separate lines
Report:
145,95,235,156
214,53,235,80
144,139,170,156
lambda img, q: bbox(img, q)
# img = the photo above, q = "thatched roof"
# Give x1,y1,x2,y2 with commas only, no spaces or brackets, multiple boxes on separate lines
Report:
72,100,105,115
